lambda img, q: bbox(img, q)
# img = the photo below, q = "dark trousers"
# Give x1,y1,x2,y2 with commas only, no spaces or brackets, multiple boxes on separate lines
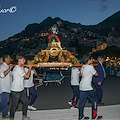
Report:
79,90,97,118
93,82,103,104
10,90,29,119
25,86,37,106
71,85,79,106
0,92,10,118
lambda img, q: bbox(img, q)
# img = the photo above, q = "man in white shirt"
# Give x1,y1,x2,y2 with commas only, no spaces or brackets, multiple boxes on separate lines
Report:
10,55,32,120
68,67,80,109
0,54,13,119
78,54,102,120
24,59,37,111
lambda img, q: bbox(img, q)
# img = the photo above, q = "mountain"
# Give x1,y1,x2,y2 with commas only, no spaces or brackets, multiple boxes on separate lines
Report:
10,11,120,38
1,11,120,58
81,11,120,36
11,17,81,38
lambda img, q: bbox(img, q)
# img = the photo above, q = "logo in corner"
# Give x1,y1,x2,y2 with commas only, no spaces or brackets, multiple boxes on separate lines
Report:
0,6,17,14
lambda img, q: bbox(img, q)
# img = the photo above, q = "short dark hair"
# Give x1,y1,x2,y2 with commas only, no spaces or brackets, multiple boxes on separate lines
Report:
2,54,10,62
16,54,25,61
97,56,104,61
83,54,92,63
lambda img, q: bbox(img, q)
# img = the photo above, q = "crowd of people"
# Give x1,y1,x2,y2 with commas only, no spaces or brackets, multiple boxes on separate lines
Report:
0,54,38,120
0,53,106,120
69,54,106,120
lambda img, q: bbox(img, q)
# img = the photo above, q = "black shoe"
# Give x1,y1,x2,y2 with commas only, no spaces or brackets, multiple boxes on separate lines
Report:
92,116,103,119
78,116,89,120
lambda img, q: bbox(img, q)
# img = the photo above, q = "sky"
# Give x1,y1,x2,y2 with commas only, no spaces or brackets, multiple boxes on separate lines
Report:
0,0,120,41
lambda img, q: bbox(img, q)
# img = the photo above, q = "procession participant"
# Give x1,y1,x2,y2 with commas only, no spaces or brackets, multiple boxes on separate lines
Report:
68,66,80,109
0,54,13,119
10,54,32,120
78,54,102,120
93,56,106,105
24,58,37,111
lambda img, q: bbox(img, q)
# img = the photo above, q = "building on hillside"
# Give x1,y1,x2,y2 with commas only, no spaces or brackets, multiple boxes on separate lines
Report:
107,27,120,47
92,43,107,52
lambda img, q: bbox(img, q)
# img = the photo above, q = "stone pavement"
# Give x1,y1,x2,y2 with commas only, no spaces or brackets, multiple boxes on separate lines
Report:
1,105,120,120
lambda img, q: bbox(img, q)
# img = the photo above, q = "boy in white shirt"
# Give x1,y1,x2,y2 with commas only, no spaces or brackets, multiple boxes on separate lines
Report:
78,54,102,120
24,59,37,111
0,54,13,119
68,67,80,109
10,55,32,120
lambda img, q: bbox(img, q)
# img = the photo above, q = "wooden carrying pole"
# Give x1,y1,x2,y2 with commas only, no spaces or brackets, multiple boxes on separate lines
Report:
12,63,97,68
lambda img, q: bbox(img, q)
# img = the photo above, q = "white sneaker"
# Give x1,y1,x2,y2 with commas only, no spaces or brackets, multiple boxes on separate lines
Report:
70,106,78,110
28,105,37,111
68,101,72,106
22,117,32,120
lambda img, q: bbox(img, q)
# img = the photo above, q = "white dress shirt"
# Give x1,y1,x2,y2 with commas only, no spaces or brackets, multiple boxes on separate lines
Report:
11,65,25,92
24,67,34,88
0,62,12,94
71,67,80,86
80,65,96,91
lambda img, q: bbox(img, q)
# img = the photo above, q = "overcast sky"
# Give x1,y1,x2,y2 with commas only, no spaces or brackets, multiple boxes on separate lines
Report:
0,0,120,41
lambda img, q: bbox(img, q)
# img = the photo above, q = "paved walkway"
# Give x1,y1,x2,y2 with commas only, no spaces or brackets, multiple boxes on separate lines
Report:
1,105,120,120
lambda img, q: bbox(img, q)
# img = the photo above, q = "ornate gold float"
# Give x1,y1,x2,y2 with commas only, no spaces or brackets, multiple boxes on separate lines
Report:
32,26,79,67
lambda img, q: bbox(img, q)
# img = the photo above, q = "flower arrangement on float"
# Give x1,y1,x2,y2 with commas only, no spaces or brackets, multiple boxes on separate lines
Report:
62,52,79,64
31,50,79,65
31,51,45,64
